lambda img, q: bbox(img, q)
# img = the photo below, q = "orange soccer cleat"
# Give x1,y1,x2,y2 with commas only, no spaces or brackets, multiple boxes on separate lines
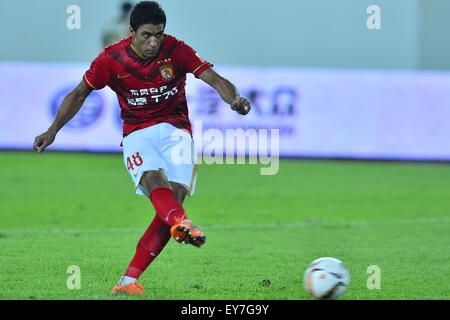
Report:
111,282,144,295
170,219,206,248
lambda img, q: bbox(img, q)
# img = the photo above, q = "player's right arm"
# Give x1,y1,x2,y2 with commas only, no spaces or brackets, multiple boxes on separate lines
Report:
33,81,92,153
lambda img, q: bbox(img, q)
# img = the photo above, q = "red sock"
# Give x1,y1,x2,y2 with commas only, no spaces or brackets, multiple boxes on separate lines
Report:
149,187,187,227
124,214,171,279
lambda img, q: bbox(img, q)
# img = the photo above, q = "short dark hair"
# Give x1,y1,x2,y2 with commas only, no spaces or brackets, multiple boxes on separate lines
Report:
130,1,166,31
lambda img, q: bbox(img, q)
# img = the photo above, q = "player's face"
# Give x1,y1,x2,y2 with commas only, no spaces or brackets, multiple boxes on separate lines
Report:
130,23,165,59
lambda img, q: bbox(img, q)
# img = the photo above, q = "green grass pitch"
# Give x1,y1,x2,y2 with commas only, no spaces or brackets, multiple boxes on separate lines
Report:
1,151,450,300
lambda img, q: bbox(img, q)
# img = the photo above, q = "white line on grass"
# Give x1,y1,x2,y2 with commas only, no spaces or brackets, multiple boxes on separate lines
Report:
1,216,450,235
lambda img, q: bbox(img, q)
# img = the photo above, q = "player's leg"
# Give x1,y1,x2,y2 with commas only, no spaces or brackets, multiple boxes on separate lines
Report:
113,125,202,295
113,127,176,294
140,171,204,247
170,181,188,204
139,170,189,226
120,126,188,228
113,181,198,294
167,181,205,247
120,181,188,284
160,123,205,247
112,213,170,295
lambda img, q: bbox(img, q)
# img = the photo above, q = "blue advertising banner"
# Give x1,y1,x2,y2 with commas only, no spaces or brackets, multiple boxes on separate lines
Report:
1,62,449,160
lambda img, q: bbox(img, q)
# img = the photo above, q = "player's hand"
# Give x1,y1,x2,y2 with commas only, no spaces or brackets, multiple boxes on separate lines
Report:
231,97,251,115
33,130,56,153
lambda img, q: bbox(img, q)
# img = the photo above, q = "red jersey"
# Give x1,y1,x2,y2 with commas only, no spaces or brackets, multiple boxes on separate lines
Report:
83,35,212,136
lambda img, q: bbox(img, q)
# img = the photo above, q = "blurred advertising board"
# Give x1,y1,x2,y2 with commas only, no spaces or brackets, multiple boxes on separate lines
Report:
1,62,449,160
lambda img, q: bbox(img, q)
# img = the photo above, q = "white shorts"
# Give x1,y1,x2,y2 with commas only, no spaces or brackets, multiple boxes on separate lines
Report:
122,122,198,197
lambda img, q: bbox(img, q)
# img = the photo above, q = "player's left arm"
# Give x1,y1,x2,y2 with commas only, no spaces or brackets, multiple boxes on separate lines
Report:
198,68,251,115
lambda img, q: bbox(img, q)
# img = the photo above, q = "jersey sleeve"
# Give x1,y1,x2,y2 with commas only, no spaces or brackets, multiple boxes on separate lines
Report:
83,51,111,90
176,41,213,78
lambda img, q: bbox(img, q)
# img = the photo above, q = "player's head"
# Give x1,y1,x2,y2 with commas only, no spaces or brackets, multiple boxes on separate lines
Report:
129,1,166,59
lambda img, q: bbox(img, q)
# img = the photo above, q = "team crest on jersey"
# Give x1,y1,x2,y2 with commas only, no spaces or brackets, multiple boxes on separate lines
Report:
159,64,174,81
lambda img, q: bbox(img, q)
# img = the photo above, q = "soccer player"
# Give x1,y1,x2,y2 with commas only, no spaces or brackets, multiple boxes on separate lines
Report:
32,1,251,295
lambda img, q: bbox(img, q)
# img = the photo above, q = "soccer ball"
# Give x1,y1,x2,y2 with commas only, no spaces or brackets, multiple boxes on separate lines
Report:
303,257,350,300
